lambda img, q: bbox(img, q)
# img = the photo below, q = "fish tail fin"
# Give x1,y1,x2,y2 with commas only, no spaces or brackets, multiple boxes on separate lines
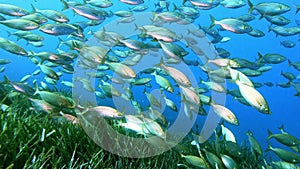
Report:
232,70,241,83
61,0,69,11
288,59,292,67
57,37,63,49
31,4,37,13
198,76,204,84
267,25,272,32
6,31,12,37
27,50,35,58
295,5,300,14
208,96,213,105
277,124,285,133
257,52,264,63
267,129,273,140
33,82,40,96
209,15,216,29
247,0,254,14
187,29,191,35
134,23,139,31
183,0,188,5
259,14,265,20
154,57,165,68
173,3,177,10
266,144,272,152
152,12,158,22
198,24,202,30
3,75,10,84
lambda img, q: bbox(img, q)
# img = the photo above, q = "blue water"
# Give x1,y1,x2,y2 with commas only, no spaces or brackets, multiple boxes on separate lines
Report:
0,0,299,161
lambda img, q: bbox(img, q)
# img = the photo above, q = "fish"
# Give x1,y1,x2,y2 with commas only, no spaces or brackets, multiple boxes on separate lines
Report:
31,4,69,23
29,97,58,114
106,62,136,79
142,117,166,138
0,59,11,65
158,41,188,59
239,68,262,77
62,0,109,20
152,11,184,23
248,0,290,18
80,106,124,119
131,77,152,86
264,15,290,26
210,15,253,34
207,58,240,68
237,14,256,22
267,145,300,164
268,25,300,37
246,131,263,156
151,72,174,93
119,0,144,5
220,124,236,143
280,40,296,48
210,100,239,125
0,37,28,56
84,0,113,8
8,31,44,42
258,52,287,64
38,64,59,80
180,154,207,168
288,60,300,71
119,115,149,135
34,85,74,108
224,141,244,158
233,74,271,114
271,161,300,169
20,74,32,83
220,154,238,169
114,10,133,17
136,24,180,42
119,39,147,51
0,19,39,30
3,75,34,95
173,4,199,18
205,150,226,169
99,80,122,98
228,66,254,87
281,71,296,81
247,29,265,37
39,23,83,37
0,67,6,73
156,58,191,87
184,0,221,10
164,97,178,112
0,3,29,16
20,13,48,24
144,90,162,108
221,0,246,9
180,85,201,106
200,78,226,93
130,4,148,12
268,129,300,147
60,111,79,124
